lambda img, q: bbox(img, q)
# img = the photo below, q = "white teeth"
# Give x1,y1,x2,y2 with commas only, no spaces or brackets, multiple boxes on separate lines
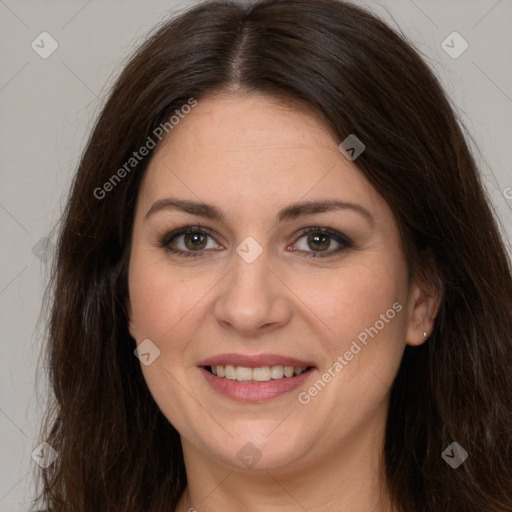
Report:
235,366,253,381
224,365,236,380
283,366,294,378
209,364,309,381
253,366,271,381
270,365,284,379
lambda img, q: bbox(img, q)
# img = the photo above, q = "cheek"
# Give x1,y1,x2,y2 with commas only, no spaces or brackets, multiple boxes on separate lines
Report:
127,254,209,429
288,267,407,443
294,256,408,384
128,250,209,343
302,259,403,331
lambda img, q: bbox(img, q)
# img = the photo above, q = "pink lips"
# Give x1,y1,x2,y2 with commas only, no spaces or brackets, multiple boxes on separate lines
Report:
198,353,317,402
198,353,315,368
200,367,315,402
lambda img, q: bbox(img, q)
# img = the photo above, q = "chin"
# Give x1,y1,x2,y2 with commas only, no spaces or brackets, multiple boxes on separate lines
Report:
198,421,313,471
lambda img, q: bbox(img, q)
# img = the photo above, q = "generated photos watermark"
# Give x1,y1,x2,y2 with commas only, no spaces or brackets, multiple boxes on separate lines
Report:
298,301,403,404
441,442,468,469
134,338,161,366
339,134,365,161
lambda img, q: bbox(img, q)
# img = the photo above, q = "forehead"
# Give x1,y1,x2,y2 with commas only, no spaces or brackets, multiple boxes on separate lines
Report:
138,93,384,221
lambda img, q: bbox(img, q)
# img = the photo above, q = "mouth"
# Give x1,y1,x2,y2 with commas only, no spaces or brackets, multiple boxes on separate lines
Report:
204,364,315,382
198,354,317,402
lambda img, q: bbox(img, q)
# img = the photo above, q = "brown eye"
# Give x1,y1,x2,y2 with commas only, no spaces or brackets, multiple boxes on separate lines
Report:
160,226,222,258
182,232,208,251
306,232,331,252
292,227,352,258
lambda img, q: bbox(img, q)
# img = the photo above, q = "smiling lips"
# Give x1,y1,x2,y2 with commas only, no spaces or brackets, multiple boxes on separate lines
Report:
198,353,317,401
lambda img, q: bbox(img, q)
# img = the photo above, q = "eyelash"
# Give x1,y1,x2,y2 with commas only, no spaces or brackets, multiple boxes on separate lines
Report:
158,224,353,259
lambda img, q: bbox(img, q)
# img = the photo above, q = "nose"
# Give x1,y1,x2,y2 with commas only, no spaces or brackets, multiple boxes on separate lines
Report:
213,245,293,337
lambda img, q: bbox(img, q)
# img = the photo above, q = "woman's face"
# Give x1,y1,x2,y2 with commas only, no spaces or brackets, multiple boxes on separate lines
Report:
127,92,434,472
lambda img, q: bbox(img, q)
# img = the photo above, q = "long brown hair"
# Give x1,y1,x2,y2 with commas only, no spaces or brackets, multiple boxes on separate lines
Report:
36,1,512,511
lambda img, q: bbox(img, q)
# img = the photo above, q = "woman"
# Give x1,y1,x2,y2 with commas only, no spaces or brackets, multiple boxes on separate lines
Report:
37,0,512,511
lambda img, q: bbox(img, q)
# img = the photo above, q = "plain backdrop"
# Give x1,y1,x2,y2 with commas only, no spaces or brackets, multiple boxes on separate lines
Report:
0,0,511,510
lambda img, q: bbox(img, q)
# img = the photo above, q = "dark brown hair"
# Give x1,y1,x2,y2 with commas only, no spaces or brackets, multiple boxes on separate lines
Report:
37,0,512,511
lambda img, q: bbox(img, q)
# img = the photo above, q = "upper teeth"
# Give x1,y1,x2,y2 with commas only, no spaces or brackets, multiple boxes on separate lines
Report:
210,365,308,381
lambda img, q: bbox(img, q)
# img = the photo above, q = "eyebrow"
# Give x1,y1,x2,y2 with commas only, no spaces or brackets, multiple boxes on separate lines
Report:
144,197,374,225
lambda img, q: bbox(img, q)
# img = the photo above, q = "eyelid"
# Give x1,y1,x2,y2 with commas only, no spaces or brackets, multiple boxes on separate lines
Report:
159,224,215,246
290,226,352,258
159,224,222,257
159,224,352,258
294,226,352,246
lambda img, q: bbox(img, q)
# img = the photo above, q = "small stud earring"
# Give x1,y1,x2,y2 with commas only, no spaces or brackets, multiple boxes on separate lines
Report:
423,331,428,341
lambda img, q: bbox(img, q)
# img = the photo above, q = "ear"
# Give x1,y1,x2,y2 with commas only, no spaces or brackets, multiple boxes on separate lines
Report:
405,275,442,346
125,298,137,340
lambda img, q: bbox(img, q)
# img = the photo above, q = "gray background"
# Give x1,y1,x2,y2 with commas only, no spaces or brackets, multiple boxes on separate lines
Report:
1,0,511,510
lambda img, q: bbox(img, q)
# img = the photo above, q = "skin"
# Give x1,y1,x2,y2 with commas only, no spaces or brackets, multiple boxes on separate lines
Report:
126,91,440,512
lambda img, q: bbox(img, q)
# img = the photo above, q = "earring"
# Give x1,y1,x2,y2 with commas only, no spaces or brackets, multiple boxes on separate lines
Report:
423,331,428,341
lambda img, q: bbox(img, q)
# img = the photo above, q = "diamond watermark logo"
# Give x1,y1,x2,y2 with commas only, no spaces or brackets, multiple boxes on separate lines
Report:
134,339,161,366
31,32,59,59
339,134,365,161
32,236,54,263
236,236,263,264
237,442,262,469
441,32,468,59
441,442,468,469
32,442,58,468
